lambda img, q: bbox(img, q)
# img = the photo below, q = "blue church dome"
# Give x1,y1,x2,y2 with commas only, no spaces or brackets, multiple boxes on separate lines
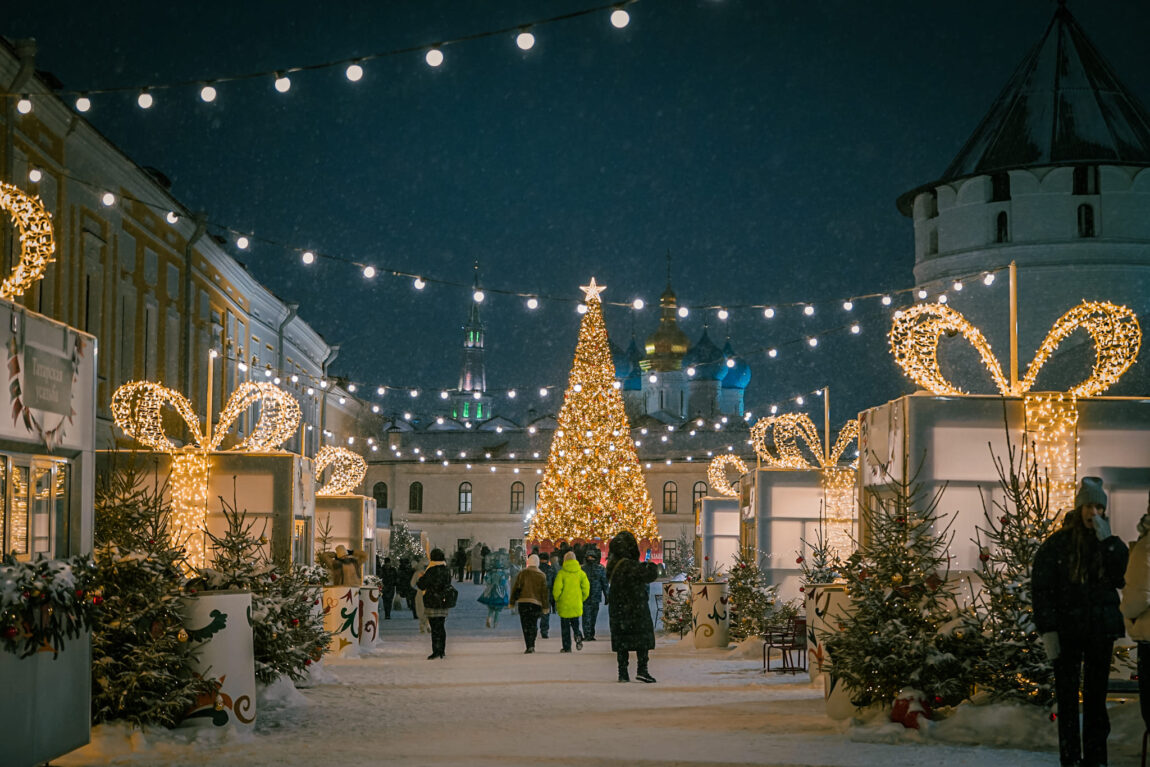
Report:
720,339,751,389
684,328,727,382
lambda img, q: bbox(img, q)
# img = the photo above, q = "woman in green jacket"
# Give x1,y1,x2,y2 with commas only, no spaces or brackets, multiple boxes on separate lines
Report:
552,551,590,653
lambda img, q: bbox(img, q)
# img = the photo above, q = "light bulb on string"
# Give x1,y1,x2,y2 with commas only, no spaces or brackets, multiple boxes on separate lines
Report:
577,304,587,314
803,305,815,316
440,391,449,400
717,308,729,320
101,192,115,207
763,307,775,319
768,348,777,358
425,48,444,67
508,389,517,398
882,295,892,306
938,294,948,304
16,95,32,114
413,277,426,290
516,29,536,50
274,73,292,93
200,84,217,102
137,91,153,109
953,280,963,291
851,323,861,334
376,386,385,396
526,297,538,309
632,298,645,310
345,62,364,81
363,265,376,279
984,272,996,286
75,95,91,112
843,301,854,311
796,396,805,406
807,337,818,347
166,211,179,224
473,289,485,303
678,307,688,318
610,7,630,28
236,235,250,250
28,168,42,183
301,251,315,265
917,289,928,299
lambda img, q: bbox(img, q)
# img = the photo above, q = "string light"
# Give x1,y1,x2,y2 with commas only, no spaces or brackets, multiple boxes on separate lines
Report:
314,445,367,495
0,183,57,300
17,96,32,114
633,298,645,310
610,7,631,28
200,84,217,102
75,95,91,112
804,305,815,316
516,30,536,50
345,62,364,81
527,297,539,309
274,73,292,93
764,307,775,319
708,454,747,498
363,265,376,279
425,48,444,67
137,90,153,109
101,192,115,206
301,251,315,265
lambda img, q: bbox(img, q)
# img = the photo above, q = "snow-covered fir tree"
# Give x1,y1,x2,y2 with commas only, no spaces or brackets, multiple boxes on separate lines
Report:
662,532,695,579
90,454,215,726
825,461,969,708
196,489,330,685
726,550,787,641
386,517,425,562
962,434,1060,705
798,507,846,589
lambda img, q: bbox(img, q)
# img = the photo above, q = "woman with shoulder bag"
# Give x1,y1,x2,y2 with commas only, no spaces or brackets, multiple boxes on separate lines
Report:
1033,477,1128,767
417,548,454,660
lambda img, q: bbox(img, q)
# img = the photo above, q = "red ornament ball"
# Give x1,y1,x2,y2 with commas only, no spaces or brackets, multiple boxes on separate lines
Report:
305,659,312,666
291,618,300,626
1000,516,1008,525
799,586,805,593
3,625,18,639
75,589,85,598
270,573,278,581
91,594,104,606
796,556,804,564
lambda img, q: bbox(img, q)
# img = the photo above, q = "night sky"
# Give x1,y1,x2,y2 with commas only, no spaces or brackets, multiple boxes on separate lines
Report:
5,1,1149,424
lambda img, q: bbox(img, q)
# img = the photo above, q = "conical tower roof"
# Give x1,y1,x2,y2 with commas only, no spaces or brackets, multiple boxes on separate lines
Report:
898,3,1150,214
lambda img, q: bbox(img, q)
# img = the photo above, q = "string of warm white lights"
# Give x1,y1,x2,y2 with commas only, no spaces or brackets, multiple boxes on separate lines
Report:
707,454,748,498
0,182,56,300
314,445,368,496
7,1,640,113
13,165,1010,318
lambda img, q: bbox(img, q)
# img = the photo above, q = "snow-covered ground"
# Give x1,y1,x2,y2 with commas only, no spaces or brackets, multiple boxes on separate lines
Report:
56,581,1146,766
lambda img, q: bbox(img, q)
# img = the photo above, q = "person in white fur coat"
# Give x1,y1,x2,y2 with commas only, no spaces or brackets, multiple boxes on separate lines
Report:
1120,498,1150,733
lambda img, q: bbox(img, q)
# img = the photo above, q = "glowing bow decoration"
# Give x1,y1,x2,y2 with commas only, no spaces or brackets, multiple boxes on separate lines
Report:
111,380,302,568
751,413,859,557
890,300,1141,514
314,446,367,496
0,182,56,300
707,454,748,498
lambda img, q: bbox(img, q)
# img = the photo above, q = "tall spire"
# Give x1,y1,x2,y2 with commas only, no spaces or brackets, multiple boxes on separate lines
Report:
458,261,486,393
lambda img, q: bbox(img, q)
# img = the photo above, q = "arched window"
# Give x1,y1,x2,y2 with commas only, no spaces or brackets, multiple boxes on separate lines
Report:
510,481,524,514
663,481,678,514
458,482,473,514
534,482,541,508
693,481,707,507
996,211,1009,243
1078,204,1095,238
408,482,423,514
372,481,388,509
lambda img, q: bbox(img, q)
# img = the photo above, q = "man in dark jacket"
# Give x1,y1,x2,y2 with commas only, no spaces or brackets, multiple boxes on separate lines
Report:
1033,476,1128,767
377,556,398,619
582,550,609,640
538,553,556,639
451,547,467,582
396,557,416,620
607,530,659,683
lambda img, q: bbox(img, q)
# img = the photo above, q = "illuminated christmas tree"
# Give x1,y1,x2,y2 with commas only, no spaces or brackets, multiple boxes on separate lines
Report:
529,278,658,542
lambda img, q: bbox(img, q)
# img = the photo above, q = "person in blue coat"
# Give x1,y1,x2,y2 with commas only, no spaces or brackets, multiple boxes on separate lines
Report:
1033,477,1128,767
478,548,510,627
581,549,609,640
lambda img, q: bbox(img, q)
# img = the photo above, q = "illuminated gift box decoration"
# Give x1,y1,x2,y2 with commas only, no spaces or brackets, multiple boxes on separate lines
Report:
889,300,1140,515
750,413,859,559
111,380,302,569
314,445,377,582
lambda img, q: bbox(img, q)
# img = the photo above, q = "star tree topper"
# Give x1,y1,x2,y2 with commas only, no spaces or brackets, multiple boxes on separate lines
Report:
581,277,606,302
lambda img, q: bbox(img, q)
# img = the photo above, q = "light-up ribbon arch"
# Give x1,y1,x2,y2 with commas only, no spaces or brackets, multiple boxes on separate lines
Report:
314,445,367,496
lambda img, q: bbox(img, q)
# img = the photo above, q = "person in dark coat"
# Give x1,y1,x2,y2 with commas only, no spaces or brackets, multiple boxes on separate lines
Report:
451,547,468,582
416,548,454,659
538,553,556,639
377,556,398,619
1033,477,1128,767
582,549,609,641
395,557,416,620
607,530,658,683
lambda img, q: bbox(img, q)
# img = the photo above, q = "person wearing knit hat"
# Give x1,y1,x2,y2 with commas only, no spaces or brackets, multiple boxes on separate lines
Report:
416,548,455,659
1033,477,1128,767
552,550,590,653
509,554,550,653
1121,493,1150,734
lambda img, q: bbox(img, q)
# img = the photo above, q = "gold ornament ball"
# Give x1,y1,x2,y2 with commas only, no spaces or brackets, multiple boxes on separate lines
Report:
214,695,224,711
177,628,189,643
891,573,903,584
955,629,965,639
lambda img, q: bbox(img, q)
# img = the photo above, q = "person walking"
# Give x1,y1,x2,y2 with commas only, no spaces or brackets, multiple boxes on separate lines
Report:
478,549,510,627
417,548,455,659
1121,496,1150,735
553,551,590,653
582,550,609,641
469,543,484,585
1033,476,1128,767
607,530,659,683
510,554,550,653
452,547,467,582
538,552,556,639
396,557,416,620
377,556,398,620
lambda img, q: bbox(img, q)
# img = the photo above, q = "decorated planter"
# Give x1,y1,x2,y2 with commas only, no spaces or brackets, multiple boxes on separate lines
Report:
323,585,359,657
690,581,729,649
805,583,855,720
359,585,381,647
180,589,256,730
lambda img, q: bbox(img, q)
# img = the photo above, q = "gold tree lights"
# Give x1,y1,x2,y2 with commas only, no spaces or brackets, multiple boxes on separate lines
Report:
889,300,1141,514
529,279,658,542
